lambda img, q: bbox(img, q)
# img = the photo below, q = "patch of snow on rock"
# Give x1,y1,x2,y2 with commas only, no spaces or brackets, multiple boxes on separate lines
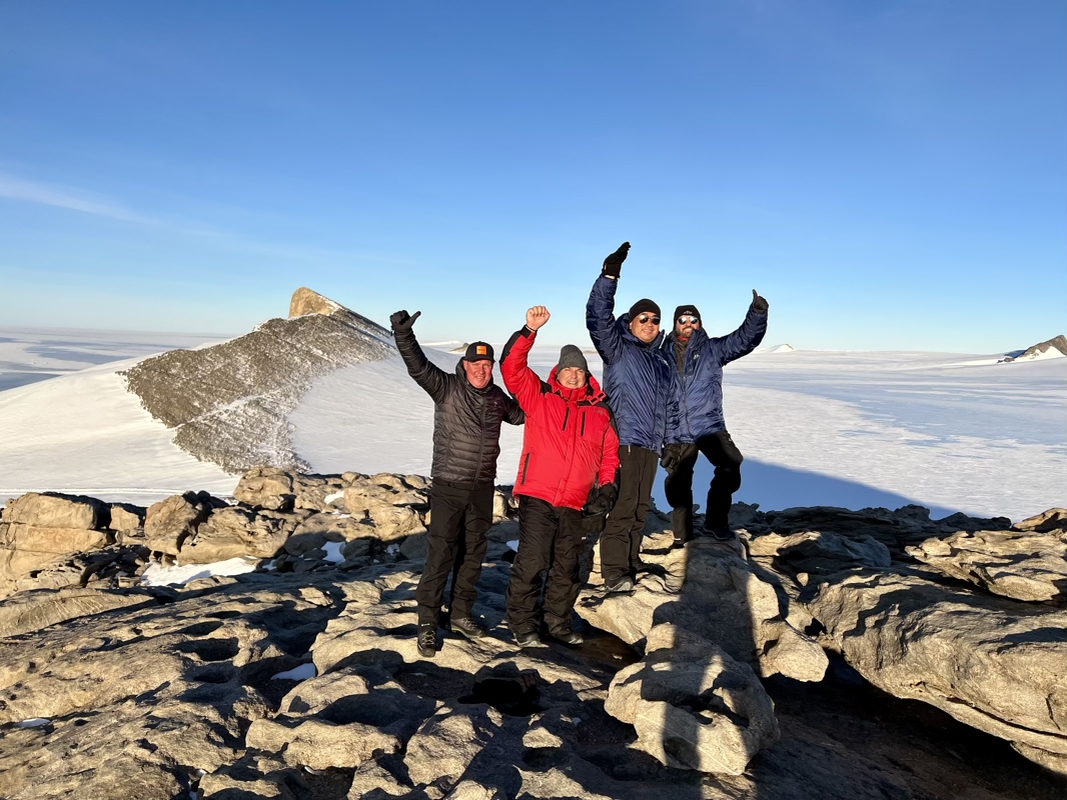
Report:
321,541,345,564
270,662,318,682
141,556,260,586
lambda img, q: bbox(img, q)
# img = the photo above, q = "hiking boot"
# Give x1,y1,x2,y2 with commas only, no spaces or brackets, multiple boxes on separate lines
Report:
450,616,488,641
547,625,584,645
513,629,542,648
417,624,438,658
706,526,736,542
604,576,634,594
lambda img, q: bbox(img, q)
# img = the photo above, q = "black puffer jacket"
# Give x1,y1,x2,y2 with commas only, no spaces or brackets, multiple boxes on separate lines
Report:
394,327,524,487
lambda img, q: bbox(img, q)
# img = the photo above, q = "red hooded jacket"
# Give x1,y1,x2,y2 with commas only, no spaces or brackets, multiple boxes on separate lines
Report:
500,327,620,510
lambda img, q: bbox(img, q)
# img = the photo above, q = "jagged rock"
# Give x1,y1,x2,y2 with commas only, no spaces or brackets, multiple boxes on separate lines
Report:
246,716,402,770
1016,507,1067,533
907,526,1067,602
443,781,507,800
346,758,409,799
11,545,148,595
762,504,1010,558
576,528,827,682
294,475,348,512
0,586,152,638
804,569,1067,774
606,623,780,774
342,479,427,541
747,530,892,578
0,523,109,555
405,703,502,789
109,503,144,532
199,752,311,799
143,491,226,555
120,290,394,473
235,466,297,511
2,492,108,530
180,506,308,564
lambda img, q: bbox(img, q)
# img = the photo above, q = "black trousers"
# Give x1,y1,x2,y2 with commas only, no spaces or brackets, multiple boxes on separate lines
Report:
506,495,586,634
599,445,659,584
416,481,494,626
663,429,744,535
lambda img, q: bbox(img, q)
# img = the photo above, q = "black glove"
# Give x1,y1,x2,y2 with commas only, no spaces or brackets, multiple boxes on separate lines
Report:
583,482,618,517
390,309,422,332
660,444,683,473
750,290,769,315
601,242,631,279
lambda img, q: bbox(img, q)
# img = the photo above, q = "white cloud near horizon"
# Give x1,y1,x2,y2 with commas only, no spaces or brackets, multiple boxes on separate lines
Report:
0,173,162,226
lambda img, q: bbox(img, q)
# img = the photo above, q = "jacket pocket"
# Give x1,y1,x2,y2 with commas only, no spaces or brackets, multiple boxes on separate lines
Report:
520,453,531,485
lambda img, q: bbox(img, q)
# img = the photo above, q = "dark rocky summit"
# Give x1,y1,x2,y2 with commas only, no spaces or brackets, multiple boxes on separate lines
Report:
121,288,394,473
1,475,1065,799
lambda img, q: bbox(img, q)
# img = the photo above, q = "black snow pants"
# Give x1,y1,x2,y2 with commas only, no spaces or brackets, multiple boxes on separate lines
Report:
416,480,494,627
598,445,659,584
506,495,586,634
663,429,744,538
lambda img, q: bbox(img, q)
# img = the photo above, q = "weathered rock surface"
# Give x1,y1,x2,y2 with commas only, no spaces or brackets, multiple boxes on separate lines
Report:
1,487,1065,799
576,523,827,683
804,569,1067,773
144,490,226,555
606,623,780,774
120,288,394,473
2,492,108,530
907,527,1067,602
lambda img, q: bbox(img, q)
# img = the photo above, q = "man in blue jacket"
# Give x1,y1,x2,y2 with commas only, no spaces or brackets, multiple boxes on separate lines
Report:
586,242,672,593
661,293,768,544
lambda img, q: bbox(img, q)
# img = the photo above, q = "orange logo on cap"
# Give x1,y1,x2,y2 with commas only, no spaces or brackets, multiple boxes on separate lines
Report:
477,345,488,355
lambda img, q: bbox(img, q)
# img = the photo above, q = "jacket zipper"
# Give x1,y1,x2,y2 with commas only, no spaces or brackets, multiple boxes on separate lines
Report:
562,406,570,431
580,412,586,436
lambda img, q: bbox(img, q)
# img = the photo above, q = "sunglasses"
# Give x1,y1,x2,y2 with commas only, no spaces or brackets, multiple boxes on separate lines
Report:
637,314,661,325
676,315,700,325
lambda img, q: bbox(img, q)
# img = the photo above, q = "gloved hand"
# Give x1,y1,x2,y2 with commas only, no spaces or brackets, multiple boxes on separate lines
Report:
390,309,422,332
601,242,631,279
750,290,769,314
660,444,684,472
583,482,618,517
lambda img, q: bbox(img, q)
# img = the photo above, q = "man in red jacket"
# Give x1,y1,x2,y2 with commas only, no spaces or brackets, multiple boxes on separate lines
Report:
500,306,621,647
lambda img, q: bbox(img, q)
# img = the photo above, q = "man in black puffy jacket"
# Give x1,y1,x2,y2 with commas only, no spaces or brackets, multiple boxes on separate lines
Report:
391,310,524,658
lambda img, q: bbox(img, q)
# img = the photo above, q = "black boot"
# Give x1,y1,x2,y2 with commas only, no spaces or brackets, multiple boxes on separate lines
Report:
672,506,694,545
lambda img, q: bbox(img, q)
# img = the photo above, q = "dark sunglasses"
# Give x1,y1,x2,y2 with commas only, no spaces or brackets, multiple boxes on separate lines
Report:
676,315,700,325
637,314,661,325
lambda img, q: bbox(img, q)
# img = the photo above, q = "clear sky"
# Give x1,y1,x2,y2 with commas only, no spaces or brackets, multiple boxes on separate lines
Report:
1,1,1064,352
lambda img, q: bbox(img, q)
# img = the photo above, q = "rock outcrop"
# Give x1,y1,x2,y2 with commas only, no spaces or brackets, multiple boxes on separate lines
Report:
1,478,1065,798
121,288,395,473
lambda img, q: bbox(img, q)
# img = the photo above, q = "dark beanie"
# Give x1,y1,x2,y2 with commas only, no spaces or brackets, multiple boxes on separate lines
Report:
463,341,494,362
557,344,589,373
628,298,661,319
674,304,701,322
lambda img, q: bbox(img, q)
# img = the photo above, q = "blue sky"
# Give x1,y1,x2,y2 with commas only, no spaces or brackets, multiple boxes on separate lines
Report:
1,1,1064,351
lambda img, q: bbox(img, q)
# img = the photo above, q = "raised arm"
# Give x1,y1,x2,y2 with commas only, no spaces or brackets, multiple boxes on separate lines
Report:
500,306,550,412
585,242,630,364
390,310,449,403
713,290,769,365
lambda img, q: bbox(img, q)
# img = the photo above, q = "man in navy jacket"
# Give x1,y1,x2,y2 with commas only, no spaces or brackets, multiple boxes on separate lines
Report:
661,293,768,544
586,242,672,593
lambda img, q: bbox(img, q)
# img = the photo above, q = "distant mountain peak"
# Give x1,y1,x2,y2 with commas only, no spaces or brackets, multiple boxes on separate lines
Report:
1001,334,1067,363
121,288,395,473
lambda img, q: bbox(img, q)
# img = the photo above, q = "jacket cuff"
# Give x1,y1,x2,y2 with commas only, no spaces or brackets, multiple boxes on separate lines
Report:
521,325,537,339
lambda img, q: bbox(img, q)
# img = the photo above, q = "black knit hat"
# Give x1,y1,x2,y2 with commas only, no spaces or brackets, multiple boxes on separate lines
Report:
674,304,701,322
463,341,494,362
556,344,589,373
628,299,661,320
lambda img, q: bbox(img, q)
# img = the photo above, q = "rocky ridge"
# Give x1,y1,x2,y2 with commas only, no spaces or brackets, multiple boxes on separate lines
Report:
121,288,394,473
0,475,1065,799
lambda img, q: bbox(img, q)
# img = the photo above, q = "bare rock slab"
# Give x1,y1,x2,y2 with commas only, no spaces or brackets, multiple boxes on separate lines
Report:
805,569,1067,774
908,526,1067,602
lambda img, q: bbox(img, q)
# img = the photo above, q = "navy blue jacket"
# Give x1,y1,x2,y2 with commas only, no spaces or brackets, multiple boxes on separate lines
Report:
664,309,767,443
586,275,671,452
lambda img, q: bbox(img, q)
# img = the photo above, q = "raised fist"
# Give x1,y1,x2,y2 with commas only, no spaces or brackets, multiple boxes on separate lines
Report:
601,241,631,279
526,306,551,331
